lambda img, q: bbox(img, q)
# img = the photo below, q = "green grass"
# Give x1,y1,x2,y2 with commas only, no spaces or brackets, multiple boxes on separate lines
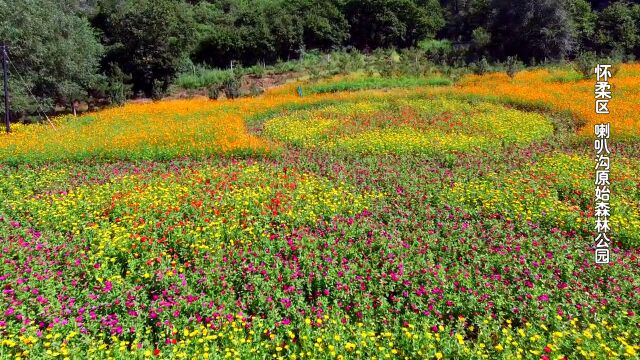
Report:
305,76,452,94
175,67,235,90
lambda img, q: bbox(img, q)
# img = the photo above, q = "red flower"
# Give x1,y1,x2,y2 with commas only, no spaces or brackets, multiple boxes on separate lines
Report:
544,345,552,353
153,348,160,356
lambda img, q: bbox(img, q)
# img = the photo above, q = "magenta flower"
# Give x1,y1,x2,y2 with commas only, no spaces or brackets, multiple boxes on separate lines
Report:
280,298,292,309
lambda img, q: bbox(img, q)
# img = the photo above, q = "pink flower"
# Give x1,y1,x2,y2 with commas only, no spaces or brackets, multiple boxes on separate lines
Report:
538,294,549,302
94,263,101,269
280,298,292,309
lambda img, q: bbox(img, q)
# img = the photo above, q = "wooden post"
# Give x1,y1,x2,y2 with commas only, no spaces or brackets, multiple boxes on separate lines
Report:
2,44,10,133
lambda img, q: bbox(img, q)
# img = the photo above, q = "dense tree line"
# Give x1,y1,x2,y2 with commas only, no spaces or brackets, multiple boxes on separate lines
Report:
2,0,640,117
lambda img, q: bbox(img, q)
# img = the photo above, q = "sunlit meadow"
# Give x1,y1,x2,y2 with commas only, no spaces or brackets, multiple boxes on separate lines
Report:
0,66,639,360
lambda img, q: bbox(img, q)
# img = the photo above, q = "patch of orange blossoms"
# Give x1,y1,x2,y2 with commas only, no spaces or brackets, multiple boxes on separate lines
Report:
455,64,640,138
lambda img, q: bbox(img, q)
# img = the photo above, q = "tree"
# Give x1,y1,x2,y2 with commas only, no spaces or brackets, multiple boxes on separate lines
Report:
292,0,350,51
486,0,576,63
568,0,597,54
95,0,197,97
344,0,444,50
0,0,103,118
192,1,276,67
633,4,640,58
439,0,492,42
263,2,304,61
594,1,638,58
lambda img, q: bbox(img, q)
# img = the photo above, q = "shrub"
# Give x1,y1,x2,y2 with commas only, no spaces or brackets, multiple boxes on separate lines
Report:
474,57,491,75
223,77,242,99
506,56,522,78
175,66,235,90
573,51,598,79
207,86,221,100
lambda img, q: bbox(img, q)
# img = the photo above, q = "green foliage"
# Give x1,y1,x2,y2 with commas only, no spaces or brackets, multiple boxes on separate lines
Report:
175,66,235,90
95,0,197,97
294,0,350,50
305,76,451,94
223,77,242,99
546,68,584,83
487,0,575,63
192,0,346,68
573,51,598,79
99,63,133,106
344,0,444,49
7,0,640,112
568,0,597,53
594,1,639,59
505,56,522,78
471,27,491,50
418,39,456,65
249,85,265,97
0,0,103,117
473,57,491,75
207,86,221,100
398,48,432,76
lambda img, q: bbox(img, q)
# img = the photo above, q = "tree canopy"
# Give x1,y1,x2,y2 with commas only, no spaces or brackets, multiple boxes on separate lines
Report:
0,0,103,117
3,0,640,117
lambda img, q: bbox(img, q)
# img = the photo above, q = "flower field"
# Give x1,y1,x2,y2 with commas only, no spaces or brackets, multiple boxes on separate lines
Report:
455,64,640,139
263,98,554,154
1,66,639,359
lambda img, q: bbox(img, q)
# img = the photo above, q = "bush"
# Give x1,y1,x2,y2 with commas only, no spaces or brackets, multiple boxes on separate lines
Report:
249,85,265,97
151,80,167,101
175,66,235,90
104,64,133,105
573,52,621,80
573,51,598,79
506,56,522,79
207,86,221,100
473,57,491,75
223,77,242,99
